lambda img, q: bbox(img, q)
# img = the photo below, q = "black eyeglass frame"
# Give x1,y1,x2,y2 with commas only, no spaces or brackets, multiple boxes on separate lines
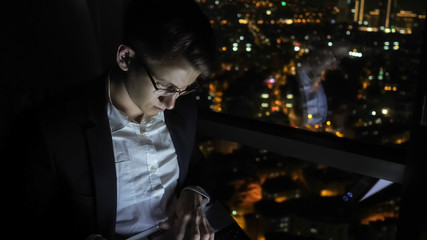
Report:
138,59,200,97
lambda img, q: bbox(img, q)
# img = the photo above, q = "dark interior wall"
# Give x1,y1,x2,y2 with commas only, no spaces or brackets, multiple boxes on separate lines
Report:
1,0,125,147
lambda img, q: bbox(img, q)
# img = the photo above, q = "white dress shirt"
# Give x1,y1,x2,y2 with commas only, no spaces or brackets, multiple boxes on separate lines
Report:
106,78,210,238
107,88,179,236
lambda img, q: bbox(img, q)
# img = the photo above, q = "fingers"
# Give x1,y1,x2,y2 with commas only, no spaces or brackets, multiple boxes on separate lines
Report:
175,208,214,240
175,212,191,240
171,191,214,240
158,221,171,230
196,223,215,240
198,212,215,240
190,210,202,240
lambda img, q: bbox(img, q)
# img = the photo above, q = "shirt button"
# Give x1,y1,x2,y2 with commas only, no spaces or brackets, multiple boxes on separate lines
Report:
150,166,157,173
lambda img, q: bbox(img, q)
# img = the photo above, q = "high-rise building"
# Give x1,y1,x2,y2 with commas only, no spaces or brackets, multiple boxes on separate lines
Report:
353,0,366,24
378,0,397,28
395,10,417,29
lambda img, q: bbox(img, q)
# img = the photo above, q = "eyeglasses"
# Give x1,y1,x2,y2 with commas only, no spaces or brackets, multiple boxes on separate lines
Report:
139,60,199,97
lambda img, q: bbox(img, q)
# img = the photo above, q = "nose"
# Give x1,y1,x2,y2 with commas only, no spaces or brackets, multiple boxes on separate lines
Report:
159,94,178,110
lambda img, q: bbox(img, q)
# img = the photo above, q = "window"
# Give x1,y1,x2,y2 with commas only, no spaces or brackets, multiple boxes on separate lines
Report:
195,0,426,239
196,0,426,149
199,137,402,240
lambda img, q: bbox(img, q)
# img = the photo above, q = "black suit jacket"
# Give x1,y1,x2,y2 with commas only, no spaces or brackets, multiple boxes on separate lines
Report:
6,73,212,239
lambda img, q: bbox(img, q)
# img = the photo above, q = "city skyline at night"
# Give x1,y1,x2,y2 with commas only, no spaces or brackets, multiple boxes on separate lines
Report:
195,0,425,239
196,0,426,147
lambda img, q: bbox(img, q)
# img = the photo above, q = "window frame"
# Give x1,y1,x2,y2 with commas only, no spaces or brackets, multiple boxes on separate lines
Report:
197,109,406,183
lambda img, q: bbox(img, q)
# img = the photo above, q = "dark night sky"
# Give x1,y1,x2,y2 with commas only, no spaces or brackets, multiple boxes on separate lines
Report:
373,0,426,12
309,0,426,13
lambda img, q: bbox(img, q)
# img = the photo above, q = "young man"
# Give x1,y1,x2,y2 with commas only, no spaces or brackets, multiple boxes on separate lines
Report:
6,0,217,239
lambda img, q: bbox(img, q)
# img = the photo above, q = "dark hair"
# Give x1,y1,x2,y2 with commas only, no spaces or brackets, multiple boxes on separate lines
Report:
123,0,217,79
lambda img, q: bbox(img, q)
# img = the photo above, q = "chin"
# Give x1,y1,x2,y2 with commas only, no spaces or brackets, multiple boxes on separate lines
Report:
147,109,162,116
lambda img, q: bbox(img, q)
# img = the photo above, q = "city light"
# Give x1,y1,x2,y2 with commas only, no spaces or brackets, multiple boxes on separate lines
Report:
233,42,238,51
246,43,252,52
349,49,363,57
239,19,249,24
382,109,388,115
196,0,424,237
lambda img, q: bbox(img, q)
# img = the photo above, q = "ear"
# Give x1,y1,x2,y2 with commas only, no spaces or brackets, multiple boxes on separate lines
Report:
116,45,136,71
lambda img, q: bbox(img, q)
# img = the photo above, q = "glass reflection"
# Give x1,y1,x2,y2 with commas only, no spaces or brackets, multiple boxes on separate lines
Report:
199,138,402,240
196,0,426,147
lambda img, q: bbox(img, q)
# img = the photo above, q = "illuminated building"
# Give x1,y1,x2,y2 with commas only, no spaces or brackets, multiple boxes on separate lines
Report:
395,10,418,33
195,1,426,237
354,0,366,24
378,0,397,29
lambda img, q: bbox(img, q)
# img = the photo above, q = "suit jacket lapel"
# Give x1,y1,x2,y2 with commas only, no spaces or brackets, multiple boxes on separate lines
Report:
86,125,116,238
165,110,188,187
84,75,117,238
164,94,197,189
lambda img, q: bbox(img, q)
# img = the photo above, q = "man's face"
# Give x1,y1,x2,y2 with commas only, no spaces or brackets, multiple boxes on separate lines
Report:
125,56,201,117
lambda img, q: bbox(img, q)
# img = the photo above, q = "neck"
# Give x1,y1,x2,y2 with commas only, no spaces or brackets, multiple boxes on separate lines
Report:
109,68,144,122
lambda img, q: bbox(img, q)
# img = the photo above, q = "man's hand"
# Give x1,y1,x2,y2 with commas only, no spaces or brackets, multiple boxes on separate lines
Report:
160,190,214,240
